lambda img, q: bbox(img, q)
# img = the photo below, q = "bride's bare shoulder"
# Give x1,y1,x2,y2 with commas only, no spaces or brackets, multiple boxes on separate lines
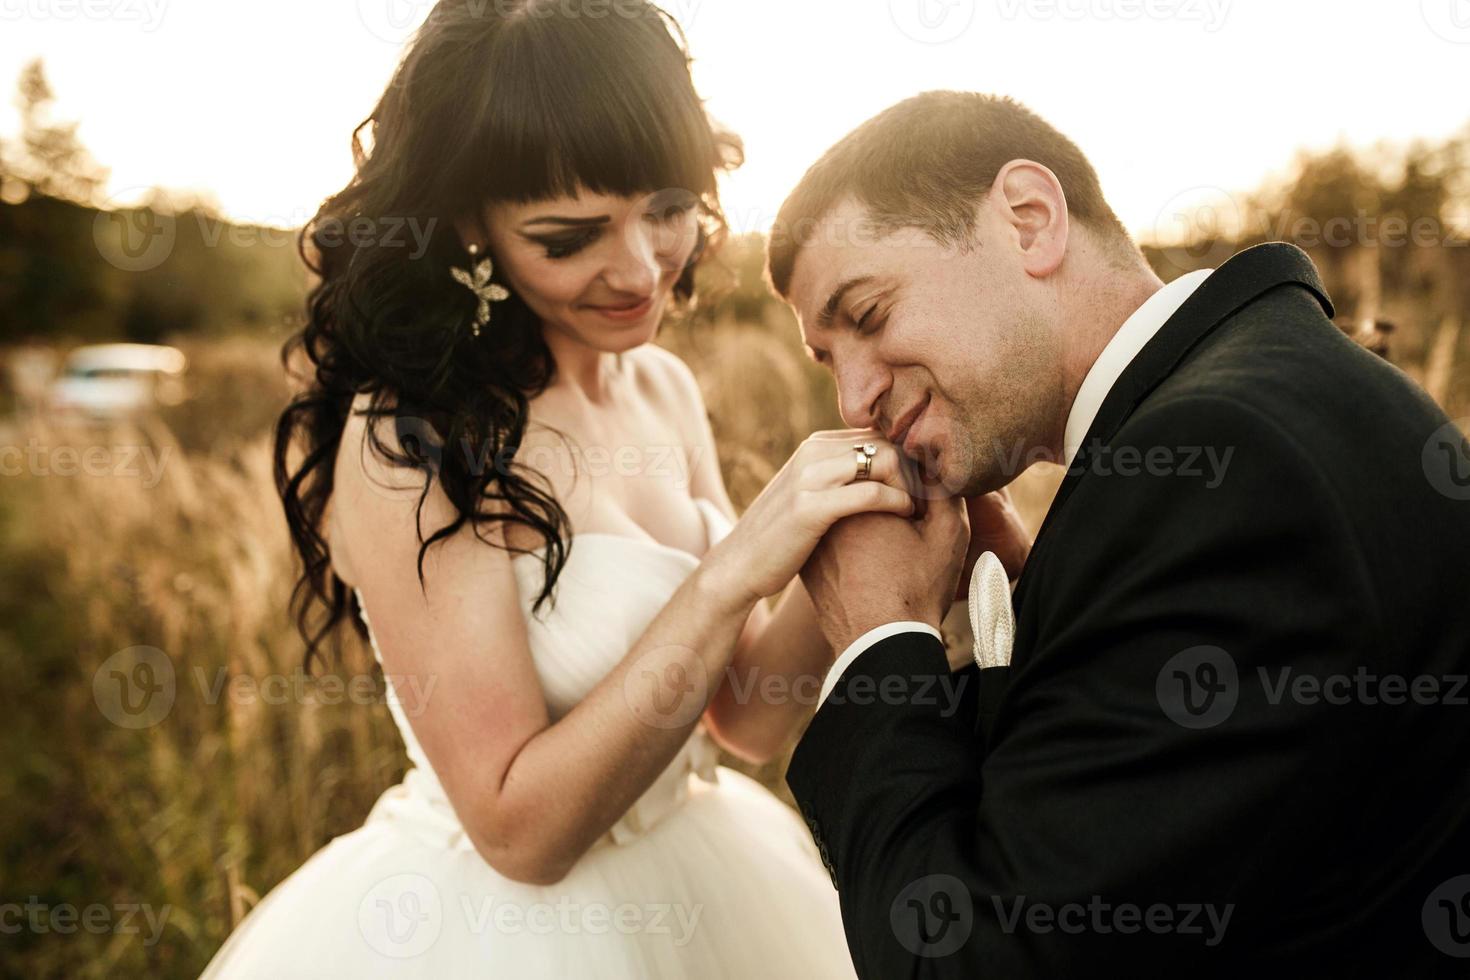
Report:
330,390,514,585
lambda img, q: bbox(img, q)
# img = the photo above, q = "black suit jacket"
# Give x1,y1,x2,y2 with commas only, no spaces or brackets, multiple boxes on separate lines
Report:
787,244,1470,978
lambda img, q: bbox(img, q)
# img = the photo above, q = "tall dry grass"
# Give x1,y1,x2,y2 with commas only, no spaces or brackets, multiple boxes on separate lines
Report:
1,339,407,976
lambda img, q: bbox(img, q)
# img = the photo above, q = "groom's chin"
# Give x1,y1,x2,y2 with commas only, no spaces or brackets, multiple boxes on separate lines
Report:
908,451,976,500
936,453,1013,498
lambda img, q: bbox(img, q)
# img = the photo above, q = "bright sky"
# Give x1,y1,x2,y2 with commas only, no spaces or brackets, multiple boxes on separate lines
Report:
2,0,1468,239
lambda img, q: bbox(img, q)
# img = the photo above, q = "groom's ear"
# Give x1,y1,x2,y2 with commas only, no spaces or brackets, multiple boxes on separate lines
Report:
990,159,1069,279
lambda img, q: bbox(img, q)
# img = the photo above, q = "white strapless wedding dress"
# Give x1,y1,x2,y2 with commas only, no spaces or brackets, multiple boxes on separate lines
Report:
202,498,856,978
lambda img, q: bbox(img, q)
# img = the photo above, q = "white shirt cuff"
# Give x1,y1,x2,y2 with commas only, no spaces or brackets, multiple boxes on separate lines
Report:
818,622,943,707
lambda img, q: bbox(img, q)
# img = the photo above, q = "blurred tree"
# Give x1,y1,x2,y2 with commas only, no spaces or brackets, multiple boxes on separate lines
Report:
7,59,108,205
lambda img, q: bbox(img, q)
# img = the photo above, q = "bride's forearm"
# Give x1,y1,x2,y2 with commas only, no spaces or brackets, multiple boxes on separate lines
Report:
704,578,832,763
475,560,756,882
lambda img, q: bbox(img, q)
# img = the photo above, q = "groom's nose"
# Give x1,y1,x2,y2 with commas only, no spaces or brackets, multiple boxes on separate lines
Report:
836,359,888,430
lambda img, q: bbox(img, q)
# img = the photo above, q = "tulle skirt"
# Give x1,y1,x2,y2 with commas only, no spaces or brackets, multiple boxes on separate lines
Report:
201,767,856,978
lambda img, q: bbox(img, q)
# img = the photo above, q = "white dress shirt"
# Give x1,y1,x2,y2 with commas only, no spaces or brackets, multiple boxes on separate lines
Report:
815,267,1215,710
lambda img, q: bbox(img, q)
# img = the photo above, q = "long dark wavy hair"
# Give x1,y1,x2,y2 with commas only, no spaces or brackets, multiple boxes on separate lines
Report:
275,0,742,670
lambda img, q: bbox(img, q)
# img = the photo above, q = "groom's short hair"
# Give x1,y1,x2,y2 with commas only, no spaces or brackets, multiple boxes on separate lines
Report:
767,91,1133,296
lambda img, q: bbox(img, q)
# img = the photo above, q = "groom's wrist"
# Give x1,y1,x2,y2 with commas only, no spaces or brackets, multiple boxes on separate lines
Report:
825,608,944,661
817,620,944,707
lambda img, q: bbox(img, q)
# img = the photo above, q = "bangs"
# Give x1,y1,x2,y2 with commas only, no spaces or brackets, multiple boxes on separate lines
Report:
465,6,722,205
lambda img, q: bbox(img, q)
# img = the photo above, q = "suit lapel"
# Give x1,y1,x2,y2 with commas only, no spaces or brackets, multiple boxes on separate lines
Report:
1011,243,1334,614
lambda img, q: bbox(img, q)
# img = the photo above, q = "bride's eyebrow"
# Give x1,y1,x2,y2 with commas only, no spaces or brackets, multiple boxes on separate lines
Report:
521,215,611,229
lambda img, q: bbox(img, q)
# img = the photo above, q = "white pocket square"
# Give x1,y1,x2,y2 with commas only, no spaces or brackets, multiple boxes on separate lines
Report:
968,552,1016,670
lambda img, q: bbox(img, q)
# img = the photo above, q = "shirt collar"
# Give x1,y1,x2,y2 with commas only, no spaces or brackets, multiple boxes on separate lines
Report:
1062,268,1214,468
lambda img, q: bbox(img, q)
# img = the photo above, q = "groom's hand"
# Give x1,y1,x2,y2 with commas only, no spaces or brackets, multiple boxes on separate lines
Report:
799,495,970,658
954,489,1032,600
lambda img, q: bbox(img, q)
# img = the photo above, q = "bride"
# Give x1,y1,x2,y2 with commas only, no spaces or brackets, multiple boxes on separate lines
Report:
203,1,919,975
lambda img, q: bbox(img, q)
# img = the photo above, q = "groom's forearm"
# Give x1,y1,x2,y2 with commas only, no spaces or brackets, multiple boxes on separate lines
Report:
703,578,833,763
786,634,1121,979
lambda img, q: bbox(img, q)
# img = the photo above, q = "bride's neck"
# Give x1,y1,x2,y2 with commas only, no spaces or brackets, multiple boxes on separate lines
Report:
542,327,627,406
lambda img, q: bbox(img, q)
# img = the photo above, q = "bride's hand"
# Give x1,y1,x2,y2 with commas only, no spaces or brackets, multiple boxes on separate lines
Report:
703,429,918,606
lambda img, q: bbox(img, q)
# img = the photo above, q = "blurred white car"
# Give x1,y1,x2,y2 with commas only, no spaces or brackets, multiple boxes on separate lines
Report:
47,343,188,419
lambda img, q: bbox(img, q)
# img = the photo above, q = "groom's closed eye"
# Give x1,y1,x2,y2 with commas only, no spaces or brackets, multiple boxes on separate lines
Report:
803,314,886,370
853,303,888,335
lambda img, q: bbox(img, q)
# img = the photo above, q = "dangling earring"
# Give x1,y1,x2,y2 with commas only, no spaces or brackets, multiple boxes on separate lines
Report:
450,243,511,337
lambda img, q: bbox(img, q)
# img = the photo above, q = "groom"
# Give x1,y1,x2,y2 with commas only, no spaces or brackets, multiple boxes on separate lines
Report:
770,91,1470,977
